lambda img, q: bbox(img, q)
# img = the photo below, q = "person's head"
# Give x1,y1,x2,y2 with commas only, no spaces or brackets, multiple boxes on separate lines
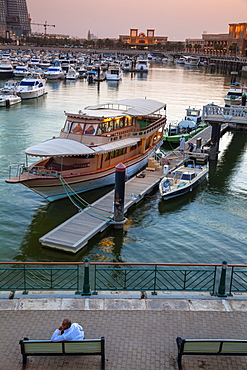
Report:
62,318,72,329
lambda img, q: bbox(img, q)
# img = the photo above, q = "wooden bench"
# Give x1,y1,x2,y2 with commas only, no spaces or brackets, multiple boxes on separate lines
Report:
19,337,105,369
176,337,247,370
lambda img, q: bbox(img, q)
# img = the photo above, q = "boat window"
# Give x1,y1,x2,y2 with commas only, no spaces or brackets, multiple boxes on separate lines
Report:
63,120,73,133
102,121,114,132
114,119,120,130
84,123,97,135
119,117,125,128
20,81,35,86
181,173,196,181
105,147,126,161
71,122,84,134
125,116,132,126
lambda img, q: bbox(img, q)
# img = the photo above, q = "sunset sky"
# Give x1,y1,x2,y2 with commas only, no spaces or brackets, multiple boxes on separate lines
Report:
27,0,247,40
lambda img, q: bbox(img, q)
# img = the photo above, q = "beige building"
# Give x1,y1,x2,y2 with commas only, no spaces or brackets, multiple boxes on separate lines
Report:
228,23,247,56
202,33,229,55
186,24,247,56
119,29,167,48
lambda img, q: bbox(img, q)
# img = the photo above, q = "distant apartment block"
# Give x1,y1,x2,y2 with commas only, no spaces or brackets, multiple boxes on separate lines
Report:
119,29,168,48
0,0,31,38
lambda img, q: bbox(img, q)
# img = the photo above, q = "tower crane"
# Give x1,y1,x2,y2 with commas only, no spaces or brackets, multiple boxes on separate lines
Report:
31,21,55,35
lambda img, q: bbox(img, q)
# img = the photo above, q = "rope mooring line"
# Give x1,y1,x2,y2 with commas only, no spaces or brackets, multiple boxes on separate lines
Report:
57,174,113,220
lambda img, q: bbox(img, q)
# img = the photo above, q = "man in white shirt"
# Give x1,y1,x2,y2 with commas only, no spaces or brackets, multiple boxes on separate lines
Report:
50,318,85,342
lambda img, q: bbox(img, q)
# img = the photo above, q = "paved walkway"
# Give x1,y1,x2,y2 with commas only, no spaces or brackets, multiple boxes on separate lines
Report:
1,291,247,370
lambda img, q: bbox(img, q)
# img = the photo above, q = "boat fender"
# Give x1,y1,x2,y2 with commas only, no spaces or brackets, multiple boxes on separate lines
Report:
5,99,10,108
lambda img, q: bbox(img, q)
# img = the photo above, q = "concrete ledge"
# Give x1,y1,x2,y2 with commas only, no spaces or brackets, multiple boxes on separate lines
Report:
1,291,247,312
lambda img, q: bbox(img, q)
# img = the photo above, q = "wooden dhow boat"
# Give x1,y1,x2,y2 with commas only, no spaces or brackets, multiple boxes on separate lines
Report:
6,98,166,201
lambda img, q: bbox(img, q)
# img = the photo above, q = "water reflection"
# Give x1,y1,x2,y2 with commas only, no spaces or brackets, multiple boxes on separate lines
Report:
46,80,63,90
106,80,120,90
208,132,247,192
15,185,115,262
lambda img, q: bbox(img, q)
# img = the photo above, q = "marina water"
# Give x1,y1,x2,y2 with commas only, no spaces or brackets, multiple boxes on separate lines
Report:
0,62,246,264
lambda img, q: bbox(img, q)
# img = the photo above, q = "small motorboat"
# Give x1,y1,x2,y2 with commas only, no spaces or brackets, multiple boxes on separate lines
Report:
163,107,207,144
224,82,247,107
159,158,208,200
0,89,21,107
66,66,79,80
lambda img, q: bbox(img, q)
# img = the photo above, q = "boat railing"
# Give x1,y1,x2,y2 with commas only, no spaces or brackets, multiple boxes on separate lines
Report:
8,163,25,179
132,116,166,136
8,163,60,180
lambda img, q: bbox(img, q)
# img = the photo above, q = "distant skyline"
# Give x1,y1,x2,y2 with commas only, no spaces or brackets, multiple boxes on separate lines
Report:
27,0,247,40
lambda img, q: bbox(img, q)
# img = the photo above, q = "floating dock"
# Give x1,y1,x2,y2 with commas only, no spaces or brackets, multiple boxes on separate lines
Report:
40,165,166,253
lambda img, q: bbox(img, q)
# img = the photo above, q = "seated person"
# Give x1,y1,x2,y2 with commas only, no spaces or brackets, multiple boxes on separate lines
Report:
50,318,84,341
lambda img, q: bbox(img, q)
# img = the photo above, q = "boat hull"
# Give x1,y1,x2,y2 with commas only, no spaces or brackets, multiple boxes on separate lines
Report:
161,172,207,200
18,88,47,99
15,146,160,201
163,125,206,143
0,96,21,106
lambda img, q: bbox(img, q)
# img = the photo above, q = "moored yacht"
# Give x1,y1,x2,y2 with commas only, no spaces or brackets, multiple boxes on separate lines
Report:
105,64,122,80
6,98,166,201
0,88,21,107
224,82,247,107
0,59,14,78
66,66,79,80
44,65,65,80
135,58,149,72
13,64,30,77
16,74,47,99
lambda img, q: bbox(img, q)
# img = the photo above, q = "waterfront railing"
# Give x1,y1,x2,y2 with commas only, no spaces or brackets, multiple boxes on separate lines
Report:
0,261,246,297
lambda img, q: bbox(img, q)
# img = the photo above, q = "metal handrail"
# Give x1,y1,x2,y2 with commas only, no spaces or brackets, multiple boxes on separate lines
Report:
0,262,246,296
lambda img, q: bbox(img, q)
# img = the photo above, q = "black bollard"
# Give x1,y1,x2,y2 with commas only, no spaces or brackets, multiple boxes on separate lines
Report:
113,163,126,229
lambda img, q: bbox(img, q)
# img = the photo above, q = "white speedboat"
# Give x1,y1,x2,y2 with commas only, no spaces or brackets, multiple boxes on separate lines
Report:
175,57,185,64
183,56,200,66
66,66,79,80
159,159,208,200
105,65,122,80
135,58,149,72
44,65,65,80
224,83,246,107
16,75,47,99
1,80,20,93
13,64,30,77
0,88,21,107
122,60,132,72
0,59,14,78
6,98,166,201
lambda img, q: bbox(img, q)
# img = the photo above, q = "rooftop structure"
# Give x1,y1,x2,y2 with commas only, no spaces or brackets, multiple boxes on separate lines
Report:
119,29,168,49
